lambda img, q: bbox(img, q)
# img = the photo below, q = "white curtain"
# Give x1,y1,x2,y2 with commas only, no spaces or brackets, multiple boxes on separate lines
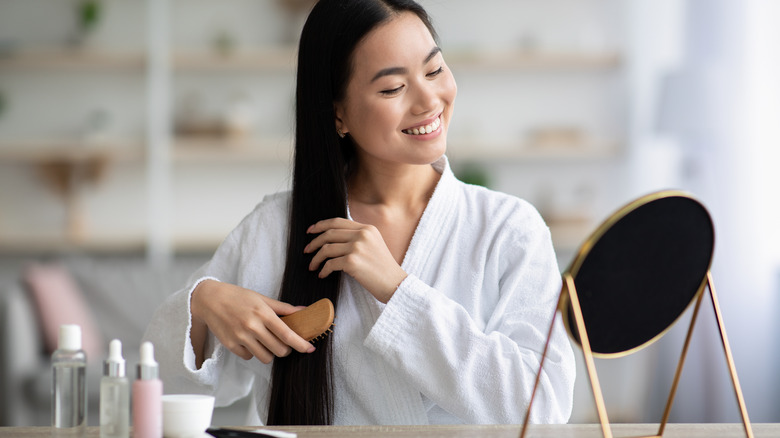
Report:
628,0,780,422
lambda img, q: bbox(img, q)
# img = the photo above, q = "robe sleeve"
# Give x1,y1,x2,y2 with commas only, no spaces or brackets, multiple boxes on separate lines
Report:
363,219,575,424
142,214,275,413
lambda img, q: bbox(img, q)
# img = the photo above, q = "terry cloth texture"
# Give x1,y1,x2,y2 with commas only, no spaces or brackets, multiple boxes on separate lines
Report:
143,156,575,425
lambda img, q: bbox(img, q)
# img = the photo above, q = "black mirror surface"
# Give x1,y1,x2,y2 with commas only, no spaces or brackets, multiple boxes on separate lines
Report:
564,193,715,356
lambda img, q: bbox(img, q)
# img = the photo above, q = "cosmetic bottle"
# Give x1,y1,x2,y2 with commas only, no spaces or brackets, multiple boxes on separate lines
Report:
52,324,87,438
132,341,163,438
100,339,129,438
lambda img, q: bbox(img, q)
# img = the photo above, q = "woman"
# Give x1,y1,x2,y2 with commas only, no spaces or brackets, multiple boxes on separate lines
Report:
144,0,575,426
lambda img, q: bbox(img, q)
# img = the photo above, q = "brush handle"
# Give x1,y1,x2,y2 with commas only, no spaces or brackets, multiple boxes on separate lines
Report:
280,298,334,342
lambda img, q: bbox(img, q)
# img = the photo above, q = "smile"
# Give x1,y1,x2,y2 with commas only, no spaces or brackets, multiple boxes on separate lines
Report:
402,116,441,136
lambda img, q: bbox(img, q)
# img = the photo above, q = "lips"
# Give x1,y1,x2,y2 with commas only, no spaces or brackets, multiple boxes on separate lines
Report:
402,115,442,136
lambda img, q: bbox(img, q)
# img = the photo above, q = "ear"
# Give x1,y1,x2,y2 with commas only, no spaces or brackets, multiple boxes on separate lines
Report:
333,102,348,135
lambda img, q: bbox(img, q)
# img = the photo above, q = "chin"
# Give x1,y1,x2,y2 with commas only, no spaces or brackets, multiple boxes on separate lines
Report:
423,138,448,163
410,149,446,166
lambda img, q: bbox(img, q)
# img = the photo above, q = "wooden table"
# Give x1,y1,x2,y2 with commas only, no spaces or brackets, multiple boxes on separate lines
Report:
0,424,775,437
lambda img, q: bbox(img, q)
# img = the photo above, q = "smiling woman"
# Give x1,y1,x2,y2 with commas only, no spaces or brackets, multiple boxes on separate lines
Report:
335,12,455,171
143,0,575,427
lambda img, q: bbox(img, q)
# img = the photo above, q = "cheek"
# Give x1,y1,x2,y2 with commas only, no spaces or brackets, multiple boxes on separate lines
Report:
347,100,400,138
442,70,458,104
441,72,457,118
362,104,392,127
344,100,373,131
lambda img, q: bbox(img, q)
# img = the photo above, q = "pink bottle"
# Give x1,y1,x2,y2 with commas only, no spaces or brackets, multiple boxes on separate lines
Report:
132,342,162,438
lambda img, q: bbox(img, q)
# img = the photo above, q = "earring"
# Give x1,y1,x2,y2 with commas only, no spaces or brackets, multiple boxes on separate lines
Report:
337,129,346,139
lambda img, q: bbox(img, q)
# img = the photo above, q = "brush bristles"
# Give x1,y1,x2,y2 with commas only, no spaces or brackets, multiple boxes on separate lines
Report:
310,325,335,343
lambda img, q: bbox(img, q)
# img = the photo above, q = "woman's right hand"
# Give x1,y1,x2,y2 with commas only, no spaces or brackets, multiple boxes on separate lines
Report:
190,279,315,367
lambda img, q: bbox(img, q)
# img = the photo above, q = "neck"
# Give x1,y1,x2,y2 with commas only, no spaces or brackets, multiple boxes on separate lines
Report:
347,158,441,209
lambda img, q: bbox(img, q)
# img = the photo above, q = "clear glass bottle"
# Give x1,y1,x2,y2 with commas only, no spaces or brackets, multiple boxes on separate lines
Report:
100,339,129,438
52,324,87,438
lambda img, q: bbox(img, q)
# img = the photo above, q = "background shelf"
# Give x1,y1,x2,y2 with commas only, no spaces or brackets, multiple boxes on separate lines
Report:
0,0,627,260
0,49,146,71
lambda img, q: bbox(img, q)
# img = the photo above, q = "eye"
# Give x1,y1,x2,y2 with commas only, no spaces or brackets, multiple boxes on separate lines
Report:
427,66,444,77
380,85,404,96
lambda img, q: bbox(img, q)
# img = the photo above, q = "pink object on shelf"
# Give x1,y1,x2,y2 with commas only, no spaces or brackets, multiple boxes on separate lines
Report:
23,262,104,360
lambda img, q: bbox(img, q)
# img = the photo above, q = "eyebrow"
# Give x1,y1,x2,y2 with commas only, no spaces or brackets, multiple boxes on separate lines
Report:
370,46,442,83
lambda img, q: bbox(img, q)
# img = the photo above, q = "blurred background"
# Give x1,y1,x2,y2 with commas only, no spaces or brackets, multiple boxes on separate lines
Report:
0,0,778,427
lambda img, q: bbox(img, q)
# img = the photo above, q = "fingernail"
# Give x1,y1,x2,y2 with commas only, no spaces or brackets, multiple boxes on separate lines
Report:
303,244,309,253
307,346,316,353
307,225,314,233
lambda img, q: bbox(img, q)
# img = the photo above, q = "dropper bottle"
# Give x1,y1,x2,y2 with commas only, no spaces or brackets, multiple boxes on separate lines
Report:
52,324,87,438
100,339,129,438
132,341,163,438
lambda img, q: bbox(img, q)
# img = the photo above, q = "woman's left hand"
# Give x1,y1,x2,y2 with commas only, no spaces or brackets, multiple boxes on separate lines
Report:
304,218,407,303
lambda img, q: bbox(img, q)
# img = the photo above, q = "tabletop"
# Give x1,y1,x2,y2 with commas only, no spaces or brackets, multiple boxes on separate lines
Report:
0,424,775,437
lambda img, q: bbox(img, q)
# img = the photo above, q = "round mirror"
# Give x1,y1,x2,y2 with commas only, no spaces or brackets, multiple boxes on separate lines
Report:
562,191,715,357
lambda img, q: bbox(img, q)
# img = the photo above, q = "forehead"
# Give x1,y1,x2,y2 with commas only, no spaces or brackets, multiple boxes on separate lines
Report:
350,12,437,81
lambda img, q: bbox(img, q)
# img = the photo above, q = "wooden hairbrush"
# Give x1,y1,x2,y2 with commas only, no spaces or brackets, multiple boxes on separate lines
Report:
280,298,335,342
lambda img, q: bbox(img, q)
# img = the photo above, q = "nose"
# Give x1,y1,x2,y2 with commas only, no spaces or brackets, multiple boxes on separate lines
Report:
410,81,438,116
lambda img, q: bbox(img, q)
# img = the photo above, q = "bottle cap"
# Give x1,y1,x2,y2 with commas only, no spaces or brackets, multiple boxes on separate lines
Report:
137,341,159,380
104,339,126,377
58,324,82,351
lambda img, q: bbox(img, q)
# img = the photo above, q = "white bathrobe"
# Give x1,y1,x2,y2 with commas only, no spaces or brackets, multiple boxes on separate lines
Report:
143,156,575,425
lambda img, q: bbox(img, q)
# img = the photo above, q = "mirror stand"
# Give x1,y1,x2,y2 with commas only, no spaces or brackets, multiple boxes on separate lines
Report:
519,271,754,438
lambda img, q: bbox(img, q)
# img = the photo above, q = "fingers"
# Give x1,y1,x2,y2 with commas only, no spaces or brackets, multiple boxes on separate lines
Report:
303,219,402,299
256,296,315,353
304,229,355,254
318,256,349,279
261,294,305,317
220,324,281,364
230,344,254,361
307,217,362,234
265,314,317,354
229,317,312,364
304,221,375,274
308,242,352,272
197,281,316,364
247,305,315,356
244,326,292,363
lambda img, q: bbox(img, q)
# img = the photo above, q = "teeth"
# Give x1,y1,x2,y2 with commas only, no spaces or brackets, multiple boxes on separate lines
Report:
404,116,441,135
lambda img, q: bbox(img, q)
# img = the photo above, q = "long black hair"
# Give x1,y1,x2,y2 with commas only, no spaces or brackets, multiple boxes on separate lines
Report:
266,0,437,426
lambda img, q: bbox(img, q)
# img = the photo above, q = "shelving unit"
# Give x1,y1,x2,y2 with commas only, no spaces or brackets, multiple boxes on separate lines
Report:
172,136,291,164
0,234,147,255
0,45,622,164
446,50,621,71
172,47,298,72
0,49,146,71
0,0,626,261
0,139,143,162
170,47,621,72
448,140,621,162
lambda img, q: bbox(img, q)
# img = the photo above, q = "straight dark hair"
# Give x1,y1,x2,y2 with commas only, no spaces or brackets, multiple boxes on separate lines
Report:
266,0,437,426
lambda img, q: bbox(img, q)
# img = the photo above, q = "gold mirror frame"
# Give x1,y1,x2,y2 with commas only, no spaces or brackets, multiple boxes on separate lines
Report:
519,190,754,438
560,190,710,359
